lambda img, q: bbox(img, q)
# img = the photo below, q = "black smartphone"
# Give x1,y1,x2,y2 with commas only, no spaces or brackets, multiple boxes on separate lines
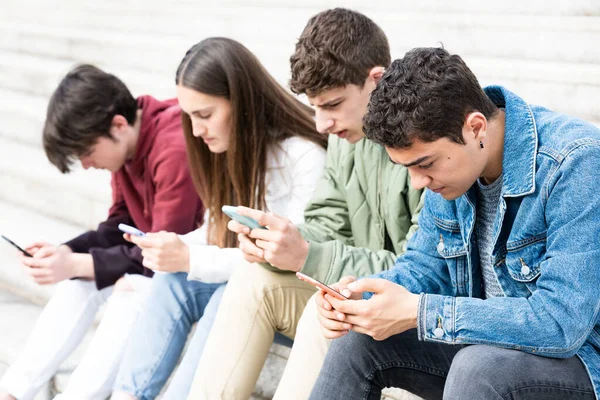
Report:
1,235,33,257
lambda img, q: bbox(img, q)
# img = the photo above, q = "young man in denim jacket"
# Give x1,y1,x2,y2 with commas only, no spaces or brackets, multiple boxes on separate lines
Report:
313,47,600,400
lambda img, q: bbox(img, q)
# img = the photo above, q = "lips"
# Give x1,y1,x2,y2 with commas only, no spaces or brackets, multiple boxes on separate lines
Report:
333,130,348,139
431,187,445,194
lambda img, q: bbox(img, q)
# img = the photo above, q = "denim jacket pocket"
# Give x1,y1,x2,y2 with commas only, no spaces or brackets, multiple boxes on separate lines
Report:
433,217,467,258
505,235,546,282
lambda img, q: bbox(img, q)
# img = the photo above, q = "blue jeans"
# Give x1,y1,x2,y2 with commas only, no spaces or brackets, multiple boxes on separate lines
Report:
114,272,224,400
311,329,595,400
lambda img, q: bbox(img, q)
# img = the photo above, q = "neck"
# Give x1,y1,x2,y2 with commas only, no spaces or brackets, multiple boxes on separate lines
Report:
126,108,143,160
480,109,505,185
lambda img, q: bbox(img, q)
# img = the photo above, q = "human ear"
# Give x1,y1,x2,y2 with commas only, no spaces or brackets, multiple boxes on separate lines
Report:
369,66,386,85
465,112,488,143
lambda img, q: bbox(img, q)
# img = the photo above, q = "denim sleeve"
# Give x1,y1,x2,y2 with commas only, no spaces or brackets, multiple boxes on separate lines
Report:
365,191,455,298
419,143,600,358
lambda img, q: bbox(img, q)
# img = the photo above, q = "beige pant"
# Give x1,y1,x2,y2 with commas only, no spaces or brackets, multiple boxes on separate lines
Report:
187,263,330,400
275,291,331,399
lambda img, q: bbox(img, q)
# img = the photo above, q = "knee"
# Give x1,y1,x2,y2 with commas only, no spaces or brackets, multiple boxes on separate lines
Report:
227,262,280,298
113,277,134,292
445,345,504,398
325,331,373,366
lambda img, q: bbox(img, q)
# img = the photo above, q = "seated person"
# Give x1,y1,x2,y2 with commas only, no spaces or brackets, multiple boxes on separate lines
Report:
0,64,202,400
109,37,327,400
188,8,422,400
312,47,600,400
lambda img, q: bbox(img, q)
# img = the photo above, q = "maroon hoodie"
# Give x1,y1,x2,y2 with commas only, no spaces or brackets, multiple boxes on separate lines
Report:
65,96,203,290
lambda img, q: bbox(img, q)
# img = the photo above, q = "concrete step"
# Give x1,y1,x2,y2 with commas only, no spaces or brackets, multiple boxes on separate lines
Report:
0,138,111,229
0,48,598,128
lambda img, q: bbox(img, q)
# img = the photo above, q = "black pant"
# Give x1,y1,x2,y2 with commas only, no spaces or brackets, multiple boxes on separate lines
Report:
310,329,595,400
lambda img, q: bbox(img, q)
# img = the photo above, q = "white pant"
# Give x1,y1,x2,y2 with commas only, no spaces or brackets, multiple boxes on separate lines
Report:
0,275,152,400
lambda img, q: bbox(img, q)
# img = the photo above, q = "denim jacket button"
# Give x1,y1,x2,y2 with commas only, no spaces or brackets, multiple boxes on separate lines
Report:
433,327,444,338
521,265,530,275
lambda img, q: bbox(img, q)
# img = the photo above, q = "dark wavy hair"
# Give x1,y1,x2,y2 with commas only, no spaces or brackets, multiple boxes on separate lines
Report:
43,64,138,173
176,37,327,248
289,8,390,96
364,47,498,149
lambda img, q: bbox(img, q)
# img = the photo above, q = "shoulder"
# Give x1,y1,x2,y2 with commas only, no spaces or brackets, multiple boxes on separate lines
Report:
534,106,600,160
270,136,326,167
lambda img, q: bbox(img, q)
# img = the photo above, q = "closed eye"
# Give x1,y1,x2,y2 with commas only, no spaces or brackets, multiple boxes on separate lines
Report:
419,162,434,170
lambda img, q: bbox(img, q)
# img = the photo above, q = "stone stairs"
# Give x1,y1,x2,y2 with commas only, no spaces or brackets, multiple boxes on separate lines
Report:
0,1,598,399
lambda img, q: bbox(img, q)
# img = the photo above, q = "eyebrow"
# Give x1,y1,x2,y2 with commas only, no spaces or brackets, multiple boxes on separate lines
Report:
314,97,343,108
188,107,213,115
398,155,432,168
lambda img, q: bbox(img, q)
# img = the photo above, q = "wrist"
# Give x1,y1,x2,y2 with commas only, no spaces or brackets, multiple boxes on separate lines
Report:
183,244,191,272
59,244,73,254
294,240,310,272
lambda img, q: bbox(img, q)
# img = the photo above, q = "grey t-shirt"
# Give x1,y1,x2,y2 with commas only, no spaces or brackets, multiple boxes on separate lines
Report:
476,175,505,298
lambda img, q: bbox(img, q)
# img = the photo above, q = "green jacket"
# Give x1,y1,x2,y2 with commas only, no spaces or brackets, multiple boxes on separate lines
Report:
273,135,423,285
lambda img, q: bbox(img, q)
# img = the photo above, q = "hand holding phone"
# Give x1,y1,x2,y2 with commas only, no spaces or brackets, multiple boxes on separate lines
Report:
118,224,146,237
296,272,348,300
2,235,33,257
222,205,266,230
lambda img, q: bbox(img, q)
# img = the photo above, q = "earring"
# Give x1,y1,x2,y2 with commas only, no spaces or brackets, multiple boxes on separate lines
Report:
479,141,484,149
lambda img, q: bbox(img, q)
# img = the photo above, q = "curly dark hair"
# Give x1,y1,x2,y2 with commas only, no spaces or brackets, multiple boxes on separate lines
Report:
364,47,498,149
289,8,390,96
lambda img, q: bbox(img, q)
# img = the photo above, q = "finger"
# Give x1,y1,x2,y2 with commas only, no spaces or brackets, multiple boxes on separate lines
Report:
129,235,162,249
254,238,275,252
228,220,250,235
320,315,353,332
337,275,358,297
236,207,285,230
29,268,52,279
142,257,157,270
347,278,388,295
315,290,333,311
33,246,55,259
25,241,52,251
238,234,264,258
123,233,132,242
322,329,350,339
326,295,365,316
33,276,56,285
22,257,47,268
248,228,281,242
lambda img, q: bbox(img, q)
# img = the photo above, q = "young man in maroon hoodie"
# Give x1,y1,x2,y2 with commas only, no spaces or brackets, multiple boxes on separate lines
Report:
0,64,202,400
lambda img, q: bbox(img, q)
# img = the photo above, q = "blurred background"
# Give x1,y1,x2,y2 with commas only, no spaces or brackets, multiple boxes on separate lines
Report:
0,1,598,398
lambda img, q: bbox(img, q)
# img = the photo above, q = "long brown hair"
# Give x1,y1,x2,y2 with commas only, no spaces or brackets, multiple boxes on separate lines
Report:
176,37,327,248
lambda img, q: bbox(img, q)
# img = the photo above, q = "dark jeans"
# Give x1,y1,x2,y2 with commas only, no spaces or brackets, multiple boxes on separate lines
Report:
310,329,595,400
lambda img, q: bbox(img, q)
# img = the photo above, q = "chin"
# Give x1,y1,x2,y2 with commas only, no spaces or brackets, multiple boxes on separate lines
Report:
347,133,365,144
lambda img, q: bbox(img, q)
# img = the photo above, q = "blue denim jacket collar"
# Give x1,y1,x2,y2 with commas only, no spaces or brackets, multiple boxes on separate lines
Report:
486,86,537,198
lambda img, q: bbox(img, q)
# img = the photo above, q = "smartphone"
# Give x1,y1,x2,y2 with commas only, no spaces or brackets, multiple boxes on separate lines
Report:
118,223,146,237
1,235,33,257
222,205,266,230
296,272,348,301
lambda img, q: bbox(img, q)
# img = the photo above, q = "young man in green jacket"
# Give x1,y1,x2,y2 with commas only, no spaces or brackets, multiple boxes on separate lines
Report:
187,8,423,399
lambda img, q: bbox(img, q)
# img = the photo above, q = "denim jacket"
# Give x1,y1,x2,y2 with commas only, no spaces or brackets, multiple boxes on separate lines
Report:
370,86,600,398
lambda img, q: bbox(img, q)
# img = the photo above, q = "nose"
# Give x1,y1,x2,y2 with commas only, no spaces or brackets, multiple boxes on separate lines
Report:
191,119,207,137
315,110,334,134
408,168,432,190
80,159,92,170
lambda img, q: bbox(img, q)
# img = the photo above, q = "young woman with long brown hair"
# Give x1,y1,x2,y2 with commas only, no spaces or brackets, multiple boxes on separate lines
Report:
110,37,327,400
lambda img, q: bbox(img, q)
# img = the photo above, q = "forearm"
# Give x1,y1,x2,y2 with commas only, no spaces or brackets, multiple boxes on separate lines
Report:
70,253,95,280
